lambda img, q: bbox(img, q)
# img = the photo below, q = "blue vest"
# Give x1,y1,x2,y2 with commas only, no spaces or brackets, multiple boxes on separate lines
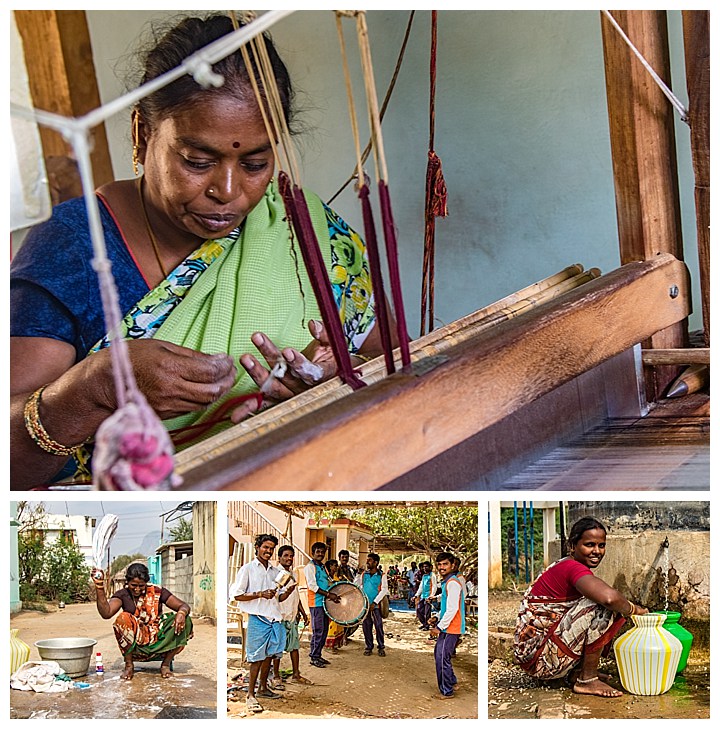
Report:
312,561,330,607
420,573,432,599
361,571,382,601
439,575,466,634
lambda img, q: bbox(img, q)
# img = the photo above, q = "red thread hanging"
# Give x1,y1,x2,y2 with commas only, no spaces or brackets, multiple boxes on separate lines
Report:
358,184,396,375
420,10,448,336
278,171,365,391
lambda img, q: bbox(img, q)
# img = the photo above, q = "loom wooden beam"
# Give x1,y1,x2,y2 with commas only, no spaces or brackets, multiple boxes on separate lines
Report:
600,10,687,399
641,348,709,366
682,10,710,346
13,10,113,188
177,253,690,491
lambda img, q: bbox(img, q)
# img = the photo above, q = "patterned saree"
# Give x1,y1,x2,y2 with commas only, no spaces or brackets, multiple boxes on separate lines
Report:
113,585,193,662
513,560,626,680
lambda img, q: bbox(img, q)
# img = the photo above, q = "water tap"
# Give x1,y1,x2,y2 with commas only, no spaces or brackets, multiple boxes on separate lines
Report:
661,536,669,549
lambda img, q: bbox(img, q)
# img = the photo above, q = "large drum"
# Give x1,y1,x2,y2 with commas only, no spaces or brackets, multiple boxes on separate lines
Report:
323,581,368,627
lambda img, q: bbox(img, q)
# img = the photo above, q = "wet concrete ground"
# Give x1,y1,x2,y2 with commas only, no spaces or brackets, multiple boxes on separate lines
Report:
10,603,216,719
10,668,217,720
488,656,710,720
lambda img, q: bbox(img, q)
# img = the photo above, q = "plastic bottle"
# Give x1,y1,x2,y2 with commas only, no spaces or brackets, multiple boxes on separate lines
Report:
95,651,104,676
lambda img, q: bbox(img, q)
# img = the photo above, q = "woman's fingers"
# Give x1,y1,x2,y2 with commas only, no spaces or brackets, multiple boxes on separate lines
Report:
127,341,237,418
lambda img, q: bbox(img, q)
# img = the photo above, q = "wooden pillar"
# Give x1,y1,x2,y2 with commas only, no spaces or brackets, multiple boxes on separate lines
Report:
488,502,503,589
681,10,710,346
14,10,114,192
600,10,687,399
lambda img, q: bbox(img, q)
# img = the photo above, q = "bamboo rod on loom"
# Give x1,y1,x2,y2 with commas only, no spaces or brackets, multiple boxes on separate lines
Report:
175,264,600,467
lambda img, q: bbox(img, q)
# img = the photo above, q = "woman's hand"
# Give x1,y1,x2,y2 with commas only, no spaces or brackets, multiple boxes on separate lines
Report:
95,340,237,420
633,605,650,616
91,569,105,590
174,610,188,635
232,320,338,422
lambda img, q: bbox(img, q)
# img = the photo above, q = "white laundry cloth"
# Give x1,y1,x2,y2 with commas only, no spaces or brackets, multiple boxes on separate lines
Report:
10,661,71,693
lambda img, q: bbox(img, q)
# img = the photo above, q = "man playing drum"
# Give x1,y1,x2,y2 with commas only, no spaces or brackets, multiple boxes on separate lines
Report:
230,534,294,713
355,552,390,657
304,541,341,668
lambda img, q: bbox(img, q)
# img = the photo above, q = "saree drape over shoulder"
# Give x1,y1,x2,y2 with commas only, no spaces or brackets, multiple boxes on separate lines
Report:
66,181,375,482
513,561,626,680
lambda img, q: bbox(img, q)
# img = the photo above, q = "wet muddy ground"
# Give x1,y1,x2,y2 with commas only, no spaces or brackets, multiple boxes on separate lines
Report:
10,602,217,719
487,590,710,720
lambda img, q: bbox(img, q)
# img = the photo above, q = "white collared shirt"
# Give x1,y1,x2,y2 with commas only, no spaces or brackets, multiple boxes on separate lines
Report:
278,569,300,622
229,557,283,622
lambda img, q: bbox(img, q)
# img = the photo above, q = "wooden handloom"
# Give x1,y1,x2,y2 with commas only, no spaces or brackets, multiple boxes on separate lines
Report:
168,11,710,491
172,252,692,490
15,11,708,491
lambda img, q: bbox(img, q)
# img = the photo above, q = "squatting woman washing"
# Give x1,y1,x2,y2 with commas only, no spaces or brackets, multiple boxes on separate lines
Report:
92,563,193,680
514,516,648,698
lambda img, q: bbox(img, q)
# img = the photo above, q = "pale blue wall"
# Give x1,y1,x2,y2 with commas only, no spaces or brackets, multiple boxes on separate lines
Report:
87,10,700,336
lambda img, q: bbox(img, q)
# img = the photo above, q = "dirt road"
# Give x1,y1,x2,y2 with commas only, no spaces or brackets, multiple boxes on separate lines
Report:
10,602,216,719
227,610,478,720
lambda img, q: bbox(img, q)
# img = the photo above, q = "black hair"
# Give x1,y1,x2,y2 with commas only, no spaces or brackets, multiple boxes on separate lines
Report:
277,545,295,558
367,552,380,564
326,559,338,569
125,562,150,583
435,551,455,565
338,549,350,558
255,533,279,550
311,541,327,553
135,14,294,129
568,517,607,549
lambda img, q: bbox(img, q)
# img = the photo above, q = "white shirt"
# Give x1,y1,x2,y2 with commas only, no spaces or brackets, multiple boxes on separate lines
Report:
229,557,283,622
278,569,300,622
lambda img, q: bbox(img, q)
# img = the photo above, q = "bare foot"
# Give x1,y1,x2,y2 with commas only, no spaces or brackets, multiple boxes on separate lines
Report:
573,677,622,698
160,665,173,678
121,664,134,680
570,668,610,683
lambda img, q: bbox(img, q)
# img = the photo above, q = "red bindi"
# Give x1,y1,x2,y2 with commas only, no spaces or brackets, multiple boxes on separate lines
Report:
233,141,240,148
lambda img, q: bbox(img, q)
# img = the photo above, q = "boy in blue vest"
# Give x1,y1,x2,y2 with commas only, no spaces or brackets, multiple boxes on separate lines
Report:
430,552,466,699
303,541,340,668
355,552,390,657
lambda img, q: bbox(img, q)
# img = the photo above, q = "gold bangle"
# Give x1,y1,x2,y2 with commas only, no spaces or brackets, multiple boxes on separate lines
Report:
23,386,89,457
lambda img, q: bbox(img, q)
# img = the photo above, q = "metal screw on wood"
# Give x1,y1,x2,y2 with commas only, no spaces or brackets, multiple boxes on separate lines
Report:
669,285,679,298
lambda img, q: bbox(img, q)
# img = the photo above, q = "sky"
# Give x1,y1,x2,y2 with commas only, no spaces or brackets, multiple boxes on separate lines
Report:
21,499,194,561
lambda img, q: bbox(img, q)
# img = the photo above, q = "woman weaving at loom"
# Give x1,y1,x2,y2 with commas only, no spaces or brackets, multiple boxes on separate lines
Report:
514,517,648,698
10,14,387,488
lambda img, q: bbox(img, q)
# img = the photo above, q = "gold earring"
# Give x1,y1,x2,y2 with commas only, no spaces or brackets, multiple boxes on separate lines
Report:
132,110,140,176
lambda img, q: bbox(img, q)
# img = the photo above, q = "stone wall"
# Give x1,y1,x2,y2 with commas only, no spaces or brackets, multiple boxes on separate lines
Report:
192,501,216,620
549,529,710,621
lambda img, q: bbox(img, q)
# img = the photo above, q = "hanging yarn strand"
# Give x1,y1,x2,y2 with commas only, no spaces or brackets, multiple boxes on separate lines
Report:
328,11,416,205
245,22,365,391
354,12,412,370
421,10,449,335
335,12,397,376
68,128,180,492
